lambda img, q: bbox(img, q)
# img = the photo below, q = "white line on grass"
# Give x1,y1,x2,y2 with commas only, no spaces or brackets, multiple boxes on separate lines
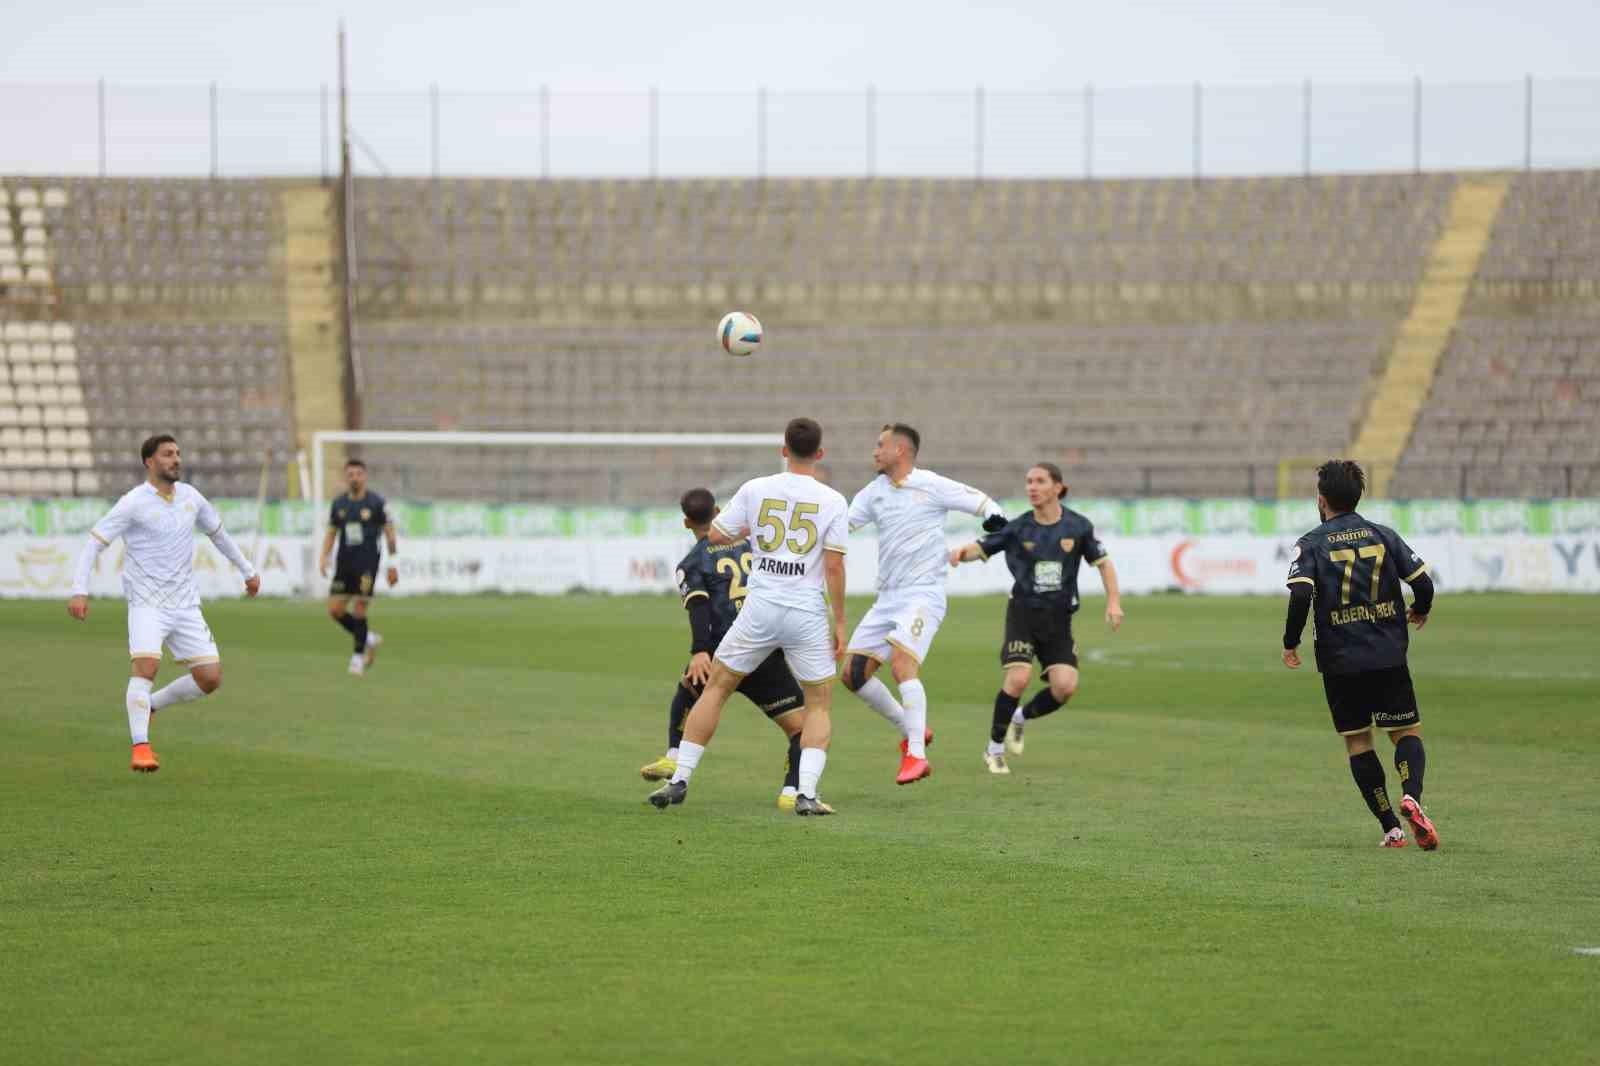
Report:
1574,947,1600,956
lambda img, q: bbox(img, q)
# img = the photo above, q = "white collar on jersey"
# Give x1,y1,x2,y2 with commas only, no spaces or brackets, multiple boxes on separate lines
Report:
888,467,919,489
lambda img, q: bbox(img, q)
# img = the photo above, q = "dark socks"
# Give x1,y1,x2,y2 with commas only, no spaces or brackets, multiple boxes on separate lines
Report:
784,732,801,791
991,691,1020,744
335,612,358,635
1022,689,1065,720
667,685,693,751
1394,734,1426,802
1349,750,1400,832
351,617,369,655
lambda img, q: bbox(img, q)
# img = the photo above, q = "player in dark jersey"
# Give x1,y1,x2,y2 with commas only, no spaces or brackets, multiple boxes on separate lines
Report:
1282,459,1440,850
638,487,810,810
949,462,1124,774
318,458,398,677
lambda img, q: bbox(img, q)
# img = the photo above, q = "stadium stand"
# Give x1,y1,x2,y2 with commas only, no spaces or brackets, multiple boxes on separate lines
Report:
3,171,1596,501
1391,171,1600,497
1,178,298,498
349,174,1461,501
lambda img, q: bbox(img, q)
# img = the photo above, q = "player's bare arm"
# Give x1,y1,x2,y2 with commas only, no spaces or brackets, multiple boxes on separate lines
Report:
384,522,399,586
1098,558,1124,631
319,526,338,576
948,542,983,566
823,549,847,661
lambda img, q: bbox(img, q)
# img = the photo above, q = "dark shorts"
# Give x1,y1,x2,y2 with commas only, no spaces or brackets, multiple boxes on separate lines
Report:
682,651,804,721
1000,599,1079,672
1321,665,1420,735
330,558,380,599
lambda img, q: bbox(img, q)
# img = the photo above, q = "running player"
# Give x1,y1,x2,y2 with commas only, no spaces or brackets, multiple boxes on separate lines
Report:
648,418,848,816
639,487,807,809
842,423,1007,784
948,461,1124,774
1282,459,1440,849
66,434,261,772
319,458,398,676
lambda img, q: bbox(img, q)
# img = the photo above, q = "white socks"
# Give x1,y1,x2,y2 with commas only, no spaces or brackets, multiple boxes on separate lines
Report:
854,676,907,734
152,674,205,712
986,740,1004,756
1011,707,1026,726
670,741,705,784
900,679,928,758
798,748,827,798
126,677,152,744
665,747,679,761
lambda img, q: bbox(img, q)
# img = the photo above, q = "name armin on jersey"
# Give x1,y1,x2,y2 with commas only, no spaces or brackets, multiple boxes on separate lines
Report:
758,558,807,577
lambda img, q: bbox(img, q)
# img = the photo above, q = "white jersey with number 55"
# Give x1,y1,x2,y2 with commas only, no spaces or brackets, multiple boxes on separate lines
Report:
712,471,848,615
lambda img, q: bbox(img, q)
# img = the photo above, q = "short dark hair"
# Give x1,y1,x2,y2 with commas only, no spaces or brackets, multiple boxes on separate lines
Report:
345,458,367,470
1317,459,1365,513
882,422,921,454
140,434,177,463
784,417,823,460
1032,461,1068,500
680,487,717,526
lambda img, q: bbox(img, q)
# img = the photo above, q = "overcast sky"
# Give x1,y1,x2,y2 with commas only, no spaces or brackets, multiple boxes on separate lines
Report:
2,0,1595,91
2,2,1595,176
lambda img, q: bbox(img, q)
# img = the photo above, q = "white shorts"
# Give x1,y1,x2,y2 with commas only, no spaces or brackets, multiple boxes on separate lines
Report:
848,585,947,665
714,598,836,685
128,605,220,666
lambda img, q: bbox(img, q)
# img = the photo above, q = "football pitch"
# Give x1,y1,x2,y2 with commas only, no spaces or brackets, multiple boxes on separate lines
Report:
3,592,1597,1064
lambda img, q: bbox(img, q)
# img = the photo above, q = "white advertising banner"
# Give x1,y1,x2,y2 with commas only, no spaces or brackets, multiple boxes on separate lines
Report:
3,533,1597,600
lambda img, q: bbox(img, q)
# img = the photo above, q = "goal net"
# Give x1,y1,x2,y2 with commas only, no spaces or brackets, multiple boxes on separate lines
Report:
307,430,786,597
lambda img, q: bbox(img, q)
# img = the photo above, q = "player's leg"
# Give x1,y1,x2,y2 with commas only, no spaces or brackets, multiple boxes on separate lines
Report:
783,610,839,814
1328,672,1405,846
736,652,806,807
1379,666,1436,849
650,601,777,807
149,608,223,722
328,593,359,650
843,601,907,737
353,571,382,667
641,674,695,780
887,591,943,776
987,600,1034,771
124,606,164,771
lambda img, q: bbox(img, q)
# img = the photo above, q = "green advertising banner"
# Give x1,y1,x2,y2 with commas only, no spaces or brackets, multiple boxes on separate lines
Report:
0,497,1588,538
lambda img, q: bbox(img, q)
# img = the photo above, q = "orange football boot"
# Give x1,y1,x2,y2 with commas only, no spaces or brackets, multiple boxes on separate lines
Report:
130,743,160,773
1400,796,1439,851
895,754,931,785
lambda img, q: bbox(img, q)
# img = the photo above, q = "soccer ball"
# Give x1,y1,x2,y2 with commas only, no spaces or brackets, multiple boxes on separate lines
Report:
717,311,763,357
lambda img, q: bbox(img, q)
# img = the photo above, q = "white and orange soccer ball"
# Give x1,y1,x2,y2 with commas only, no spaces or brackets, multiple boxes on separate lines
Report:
717,311,763,357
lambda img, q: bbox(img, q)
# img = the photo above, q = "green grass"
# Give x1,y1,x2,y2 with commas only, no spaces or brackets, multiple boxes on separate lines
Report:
3,593,1598,1065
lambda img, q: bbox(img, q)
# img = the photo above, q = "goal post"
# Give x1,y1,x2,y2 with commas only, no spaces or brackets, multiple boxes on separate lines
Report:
308,429,786,594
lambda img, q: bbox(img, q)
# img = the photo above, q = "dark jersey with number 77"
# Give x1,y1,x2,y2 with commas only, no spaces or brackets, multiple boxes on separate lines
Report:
1286,511,1428,675
675,536,754,645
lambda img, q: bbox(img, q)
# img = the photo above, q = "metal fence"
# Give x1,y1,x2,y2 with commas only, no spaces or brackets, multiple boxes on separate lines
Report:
2,77,1599,179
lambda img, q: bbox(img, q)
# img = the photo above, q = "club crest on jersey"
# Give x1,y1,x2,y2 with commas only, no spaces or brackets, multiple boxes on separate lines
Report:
1022,541,1035,552
1059,538,1075,553
360,508,372,521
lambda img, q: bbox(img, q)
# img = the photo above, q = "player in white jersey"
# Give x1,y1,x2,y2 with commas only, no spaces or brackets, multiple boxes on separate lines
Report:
843,424,1008,784
648,418,849,816
66,435,260,772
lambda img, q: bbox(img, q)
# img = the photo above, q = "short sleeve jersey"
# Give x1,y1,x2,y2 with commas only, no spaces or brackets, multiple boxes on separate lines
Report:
711,470,849,614
1286,510,1428,675
90,482,225,608
848,468,998,591
676,536,753,644
977,506,1108,614
330,492,390,569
